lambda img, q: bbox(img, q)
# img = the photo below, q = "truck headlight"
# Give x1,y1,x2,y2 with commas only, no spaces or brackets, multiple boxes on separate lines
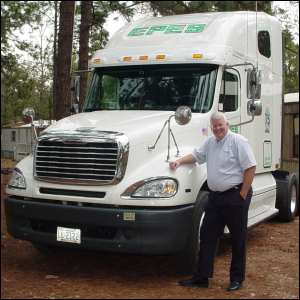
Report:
121,178,178,199
7,168,26,190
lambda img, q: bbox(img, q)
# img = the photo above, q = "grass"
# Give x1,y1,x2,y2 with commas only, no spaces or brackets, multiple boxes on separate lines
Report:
1,158,18,169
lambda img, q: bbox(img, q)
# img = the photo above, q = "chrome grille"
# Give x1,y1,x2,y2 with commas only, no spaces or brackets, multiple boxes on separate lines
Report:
34,131,129,185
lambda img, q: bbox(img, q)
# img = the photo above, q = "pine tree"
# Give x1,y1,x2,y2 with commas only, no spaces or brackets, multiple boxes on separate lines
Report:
55,1,75,121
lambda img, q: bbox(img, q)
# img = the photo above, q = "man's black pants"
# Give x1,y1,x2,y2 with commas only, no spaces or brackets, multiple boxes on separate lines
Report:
195,186,252,282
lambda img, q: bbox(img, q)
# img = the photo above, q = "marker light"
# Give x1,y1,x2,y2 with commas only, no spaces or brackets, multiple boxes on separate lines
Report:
156,55,165,59
93,58,101,63
123,57,132,61
193,54,203,58
139,56,148,60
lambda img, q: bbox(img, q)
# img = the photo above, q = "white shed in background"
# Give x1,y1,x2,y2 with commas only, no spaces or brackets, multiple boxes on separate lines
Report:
1,120,55,161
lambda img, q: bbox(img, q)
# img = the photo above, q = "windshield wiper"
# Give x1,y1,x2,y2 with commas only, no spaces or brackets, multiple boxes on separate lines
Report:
84,108,115,112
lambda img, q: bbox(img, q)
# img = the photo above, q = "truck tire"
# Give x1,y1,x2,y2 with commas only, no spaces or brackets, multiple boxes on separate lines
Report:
295,173,299,216
173,190,209,274
31,242,60,254
278,173,297,222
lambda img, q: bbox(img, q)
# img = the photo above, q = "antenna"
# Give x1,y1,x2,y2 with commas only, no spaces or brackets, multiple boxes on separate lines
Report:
247,10,249,61
256,1,259,69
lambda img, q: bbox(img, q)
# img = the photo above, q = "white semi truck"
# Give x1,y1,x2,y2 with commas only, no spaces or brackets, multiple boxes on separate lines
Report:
5,11,299,273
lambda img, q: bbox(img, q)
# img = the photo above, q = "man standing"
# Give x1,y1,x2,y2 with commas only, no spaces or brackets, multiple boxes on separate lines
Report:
169,112,257,291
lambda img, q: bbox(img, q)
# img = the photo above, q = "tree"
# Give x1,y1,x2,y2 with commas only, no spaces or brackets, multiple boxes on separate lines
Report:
74,1,139,112
1,1,48,76
273,1,299,94
26,13,55,122
55,1,75,121
1,54,35,127
78,1,92,112
52,1,59,121
284,30,299,94
142,1,273,16
1,1,51,127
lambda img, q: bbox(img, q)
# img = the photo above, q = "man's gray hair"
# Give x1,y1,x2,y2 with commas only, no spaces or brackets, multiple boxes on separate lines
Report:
210,111,228,123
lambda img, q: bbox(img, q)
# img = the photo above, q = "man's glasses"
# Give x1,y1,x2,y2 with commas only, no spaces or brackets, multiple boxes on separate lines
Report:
210,123,225,129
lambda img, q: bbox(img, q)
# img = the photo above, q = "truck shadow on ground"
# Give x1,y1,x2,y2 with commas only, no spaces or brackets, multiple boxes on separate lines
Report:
8,236,238,280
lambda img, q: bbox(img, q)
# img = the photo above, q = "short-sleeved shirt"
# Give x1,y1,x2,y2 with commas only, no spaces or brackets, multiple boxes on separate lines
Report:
192,130,257,192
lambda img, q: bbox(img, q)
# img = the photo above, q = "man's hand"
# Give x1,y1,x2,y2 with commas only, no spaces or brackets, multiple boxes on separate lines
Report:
169,154,196,170
169,161,180,170
240,191,248,200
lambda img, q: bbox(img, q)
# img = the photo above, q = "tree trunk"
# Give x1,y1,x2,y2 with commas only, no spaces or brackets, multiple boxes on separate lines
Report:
55,1,75,121
52,1,58,120
78,1,92,112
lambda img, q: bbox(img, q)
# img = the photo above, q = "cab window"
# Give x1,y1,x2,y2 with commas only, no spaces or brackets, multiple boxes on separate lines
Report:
219,71,239,112
258,30,271,58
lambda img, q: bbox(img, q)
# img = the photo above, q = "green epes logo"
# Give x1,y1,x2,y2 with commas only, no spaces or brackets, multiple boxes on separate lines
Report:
128,24,206,36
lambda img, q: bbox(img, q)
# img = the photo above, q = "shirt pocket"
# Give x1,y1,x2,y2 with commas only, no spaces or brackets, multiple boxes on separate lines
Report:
219,147,236,170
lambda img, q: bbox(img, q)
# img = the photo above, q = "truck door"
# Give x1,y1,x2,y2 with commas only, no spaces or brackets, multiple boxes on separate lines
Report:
218,69,241,133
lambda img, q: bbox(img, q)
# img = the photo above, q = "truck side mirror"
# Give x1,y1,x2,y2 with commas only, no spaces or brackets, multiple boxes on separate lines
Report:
255,84,261,99
255,69,262,99
247,100,262,116
22,107,35,124
247,68,256,99
175,106,192,125
71,75,81,114
71,75,80,104
247,68,262,99
21,107,37,151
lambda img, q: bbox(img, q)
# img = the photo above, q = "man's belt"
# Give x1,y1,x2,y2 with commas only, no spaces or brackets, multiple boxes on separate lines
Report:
215,183,243,194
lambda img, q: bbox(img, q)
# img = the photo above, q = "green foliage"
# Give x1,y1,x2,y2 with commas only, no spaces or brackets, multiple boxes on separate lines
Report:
102,75,118,108
89,5,110,52
1,1,47,52
213,1,272,14
1,53,35,127
142,1,273,16
284,30,299,94
1,1,55,126
273,1,299,94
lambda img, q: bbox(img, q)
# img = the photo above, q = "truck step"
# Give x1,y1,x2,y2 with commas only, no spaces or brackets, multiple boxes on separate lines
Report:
247,209,279,231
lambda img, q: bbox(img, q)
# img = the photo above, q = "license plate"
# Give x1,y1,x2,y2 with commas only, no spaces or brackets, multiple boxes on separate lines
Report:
57,226,81,244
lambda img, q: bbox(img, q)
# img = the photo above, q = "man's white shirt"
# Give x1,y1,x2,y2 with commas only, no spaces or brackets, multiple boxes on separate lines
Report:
192,130,257,192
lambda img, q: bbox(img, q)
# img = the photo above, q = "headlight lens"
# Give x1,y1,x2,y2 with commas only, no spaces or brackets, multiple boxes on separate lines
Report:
132,179,178,198
7,168,26,190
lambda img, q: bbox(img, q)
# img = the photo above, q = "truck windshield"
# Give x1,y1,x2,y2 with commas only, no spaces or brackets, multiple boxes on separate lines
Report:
84,64,218,113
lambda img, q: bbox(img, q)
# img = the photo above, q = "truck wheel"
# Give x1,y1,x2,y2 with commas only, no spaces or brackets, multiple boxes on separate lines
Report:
31,242,60,254
295,173,299,216
173,190,209,274
278,173,297,222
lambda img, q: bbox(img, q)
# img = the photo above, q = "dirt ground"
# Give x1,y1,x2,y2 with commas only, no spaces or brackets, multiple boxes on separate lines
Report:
1,164,299,299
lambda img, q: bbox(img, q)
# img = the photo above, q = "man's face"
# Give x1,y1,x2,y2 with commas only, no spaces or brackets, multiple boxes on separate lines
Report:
210,117,229,141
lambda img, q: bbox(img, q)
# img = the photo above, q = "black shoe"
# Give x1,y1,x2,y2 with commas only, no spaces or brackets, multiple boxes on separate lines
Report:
178,277,209,288
227,281,242,291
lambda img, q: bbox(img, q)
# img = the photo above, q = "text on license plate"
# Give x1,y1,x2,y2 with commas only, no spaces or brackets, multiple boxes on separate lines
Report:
57,226,81,244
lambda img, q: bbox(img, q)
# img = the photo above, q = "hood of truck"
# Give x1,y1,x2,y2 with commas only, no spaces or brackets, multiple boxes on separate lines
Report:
44,111,194,146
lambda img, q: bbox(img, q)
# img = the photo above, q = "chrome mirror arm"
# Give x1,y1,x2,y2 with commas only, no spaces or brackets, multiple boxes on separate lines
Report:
148,106,192,162
148,119,169,151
